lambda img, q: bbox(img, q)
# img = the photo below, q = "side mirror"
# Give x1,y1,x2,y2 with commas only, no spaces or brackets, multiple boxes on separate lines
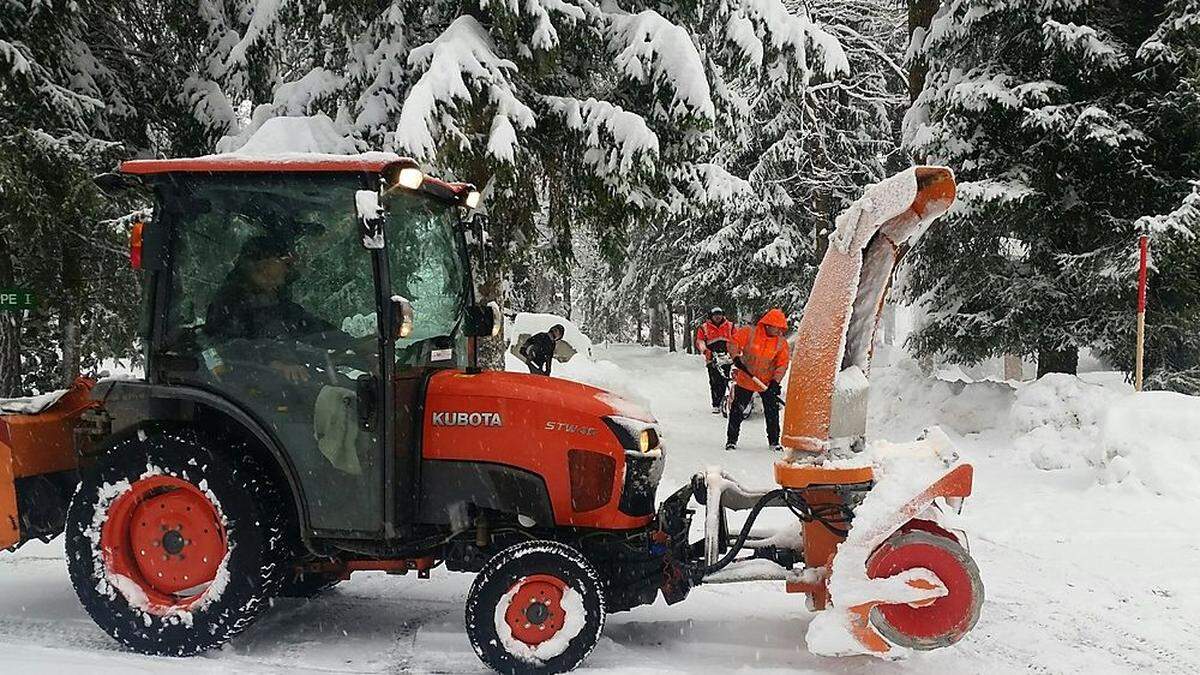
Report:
463,301,502,338
391,296,414,339
356,190,385,250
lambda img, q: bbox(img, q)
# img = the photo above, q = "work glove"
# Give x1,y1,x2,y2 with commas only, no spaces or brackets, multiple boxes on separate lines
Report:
763,381,783,406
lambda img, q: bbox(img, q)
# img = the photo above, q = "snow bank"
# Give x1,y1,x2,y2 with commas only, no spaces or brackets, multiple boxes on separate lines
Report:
1011,374,1120,471
504,314,654,414
507,312,593,358
868,358,1014,438
1097,391,1200,496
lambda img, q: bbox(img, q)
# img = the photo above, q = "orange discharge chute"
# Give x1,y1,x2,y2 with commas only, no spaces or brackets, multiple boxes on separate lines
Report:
781,167,956,456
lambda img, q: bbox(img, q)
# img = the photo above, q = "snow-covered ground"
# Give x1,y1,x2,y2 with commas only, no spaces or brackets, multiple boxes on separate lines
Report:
4,344,1200,673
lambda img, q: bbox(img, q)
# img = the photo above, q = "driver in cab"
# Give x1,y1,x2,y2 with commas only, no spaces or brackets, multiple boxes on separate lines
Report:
206,233,369,476
206,235,340,383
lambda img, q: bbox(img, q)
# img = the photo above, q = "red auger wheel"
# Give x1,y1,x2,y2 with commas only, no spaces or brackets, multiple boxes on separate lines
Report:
866,529,984,650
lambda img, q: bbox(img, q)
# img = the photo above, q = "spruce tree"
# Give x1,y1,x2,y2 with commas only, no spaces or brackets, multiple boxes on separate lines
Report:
904,0,1200,377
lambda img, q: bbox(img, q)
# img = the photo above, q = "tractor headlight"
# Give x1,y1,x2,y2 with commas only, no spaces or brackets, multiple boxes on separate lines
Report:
396,167,424,189
638,428,660,454
604,417,662,455
465,190,482,209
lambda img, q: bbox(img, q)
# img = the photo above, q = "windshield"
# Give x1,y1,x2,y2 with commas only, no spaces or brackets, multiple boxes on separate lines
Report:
382,189,468,367
163,173,375,345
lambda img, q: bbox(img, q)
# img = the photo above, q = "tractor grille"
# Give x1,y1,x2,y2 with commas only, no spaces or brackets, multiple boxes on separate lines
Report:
618,453,663,517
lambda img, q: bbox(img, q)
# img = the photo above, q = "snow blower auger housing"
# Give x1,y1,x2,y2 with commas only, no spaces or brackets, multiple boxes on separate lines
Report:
687,167,984,659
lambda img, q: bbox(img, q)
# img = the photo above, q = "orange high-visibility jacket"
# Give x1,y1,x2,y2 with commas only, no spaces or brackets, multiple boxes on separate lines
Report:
729,309,790,392
695,319,735,356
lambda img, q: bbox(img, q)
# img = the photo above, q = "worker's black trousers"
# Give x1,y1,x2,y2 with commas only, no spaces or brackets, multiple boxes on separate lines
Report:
706,363,729,407
726,384,780,446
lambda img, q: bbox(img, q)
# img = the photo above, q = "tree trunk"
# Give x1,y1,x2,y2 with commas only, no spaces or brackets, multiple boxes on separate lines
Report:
1003,354,1025,381
685,306,694,354
59,239,83,385
562,270,572,320
907,0,940,103
1037,346,1078,377
0,231,21,396
475,250,507,370
668,306,676,352
815,189,832,261
649,302,665,347
636,312,643,345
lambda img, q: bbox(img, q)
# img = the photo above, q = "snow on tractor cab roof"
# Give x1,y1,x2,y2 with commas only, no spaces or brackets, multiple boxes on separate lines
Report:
118,154,479,207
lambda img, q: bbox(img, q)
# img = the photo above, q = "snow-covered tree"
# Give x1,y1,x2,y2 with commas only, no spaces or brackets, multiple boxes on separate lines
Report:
669,0,905,325
1,3,144,395
903,0,1200,378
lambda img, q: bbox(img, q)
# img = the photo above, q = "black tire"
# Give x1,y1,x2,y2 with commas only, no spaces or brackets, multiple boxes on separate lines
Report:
65,429,285,656
277,570,343,599
466,541,605,674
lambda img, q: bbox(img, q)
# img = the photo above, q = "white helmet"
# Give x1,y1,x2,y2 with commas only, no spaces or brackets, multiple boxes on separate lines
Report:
710,306,725,316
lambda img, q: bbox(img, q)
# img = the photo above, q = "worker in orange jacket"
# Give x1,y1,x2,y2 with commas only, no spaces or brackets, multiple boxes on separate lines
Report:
725,308,791,452
695,306,735,413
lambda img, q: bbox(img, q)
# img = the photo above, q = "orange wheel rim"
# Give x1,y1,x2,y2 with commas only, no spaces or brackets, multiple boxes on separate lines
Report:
100,475,228,613
504,574,568,646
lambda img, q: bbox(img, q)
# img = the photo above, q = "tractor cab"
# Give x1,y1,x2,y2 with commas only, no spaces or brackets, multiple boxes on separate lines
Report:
118,155,495,537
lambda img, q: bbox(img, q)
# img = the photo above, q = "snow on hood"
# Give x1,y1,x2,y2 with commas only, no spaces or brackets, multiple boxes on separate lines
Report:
0,389,69,415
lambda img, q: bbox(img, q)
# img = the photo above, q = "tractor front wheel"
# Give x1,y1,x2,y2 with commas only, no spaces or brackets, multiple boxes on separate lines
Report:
465,541,606,674
65,430,283,656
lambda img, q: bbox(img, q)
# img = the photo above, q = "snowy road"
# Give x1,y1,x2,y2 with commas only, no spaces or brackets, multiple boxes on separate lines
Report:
3,344,1199,673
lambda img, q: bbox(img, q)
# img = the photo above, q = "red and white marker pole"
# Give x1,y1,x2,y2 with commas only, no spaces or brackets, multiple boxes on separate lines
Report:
1135,233,1150,392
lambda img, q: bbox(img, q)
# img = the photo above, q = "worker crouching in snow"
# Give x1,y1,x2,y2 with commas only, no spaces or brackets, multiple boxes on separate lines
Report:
521,324,564,376
726,309,791,452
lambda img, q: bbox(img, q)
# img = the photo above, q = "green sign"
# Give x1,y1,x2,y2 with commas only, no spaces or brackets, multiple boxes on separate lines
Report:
0,288,36,311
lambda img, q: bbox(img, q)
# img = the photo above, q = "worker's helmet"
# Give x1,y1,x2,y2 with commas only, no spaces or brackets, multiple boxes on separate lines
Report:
709,306,725,316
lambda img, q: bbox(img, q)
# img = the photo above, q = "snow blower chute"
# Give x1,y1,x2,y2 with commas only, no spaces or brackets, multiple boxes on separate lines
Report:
679,166,983,658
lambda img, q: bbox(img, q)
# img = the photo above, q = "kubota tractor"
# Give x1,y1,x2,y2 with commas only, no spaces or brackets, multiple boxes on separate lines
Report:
0,156,983,673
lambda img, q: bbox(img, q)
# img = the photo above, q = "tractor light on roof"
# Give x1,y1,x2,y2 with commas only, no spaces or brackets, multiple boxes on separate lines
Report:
396,167,424,190
465,190,482,209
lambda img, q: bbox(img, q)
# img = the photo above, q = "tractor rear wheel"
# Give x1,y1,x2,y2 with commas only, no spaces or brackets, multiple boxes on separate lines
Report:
465,541,605,674
65,429,283,656
866,529,983,650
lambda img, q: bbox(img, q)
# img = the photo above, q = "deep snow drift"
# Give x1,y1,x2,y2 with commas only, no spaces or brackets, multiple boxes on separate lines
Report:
2,344,1199,673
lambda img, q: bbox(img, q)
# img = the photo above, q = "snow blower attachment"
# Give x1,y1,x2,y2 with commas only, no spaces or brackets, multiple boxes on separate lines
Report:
689,166,983,658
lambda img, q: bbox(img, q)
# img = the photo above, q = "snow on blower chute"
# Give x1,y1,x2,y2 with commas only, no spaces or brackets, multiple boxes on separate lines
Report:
0,156,978,673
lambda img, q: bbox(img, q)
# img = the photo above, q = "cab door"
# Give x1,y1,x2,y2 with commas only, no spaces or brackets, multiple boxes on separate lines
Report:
378,188,470,529
160,173,388,537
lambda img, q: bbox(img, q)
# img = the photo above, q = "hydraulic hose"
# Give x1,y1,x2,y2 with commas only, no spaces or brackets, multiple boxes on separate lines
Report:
703,488,786,575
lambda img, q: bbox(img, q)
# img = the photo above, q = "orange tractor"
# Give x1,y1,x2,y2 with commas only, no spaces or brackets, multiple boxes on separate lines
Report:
0,158,981,672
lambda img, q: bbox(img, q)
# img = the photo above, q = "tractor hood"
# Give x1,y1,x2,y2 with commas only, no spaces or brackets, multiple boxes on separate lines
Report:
421,369,661,530
426,370,655,424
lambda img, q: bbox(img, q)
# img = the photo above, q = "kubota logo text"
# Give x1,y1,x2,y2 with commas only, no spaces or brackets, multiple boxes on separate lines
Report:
432,411,503,427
